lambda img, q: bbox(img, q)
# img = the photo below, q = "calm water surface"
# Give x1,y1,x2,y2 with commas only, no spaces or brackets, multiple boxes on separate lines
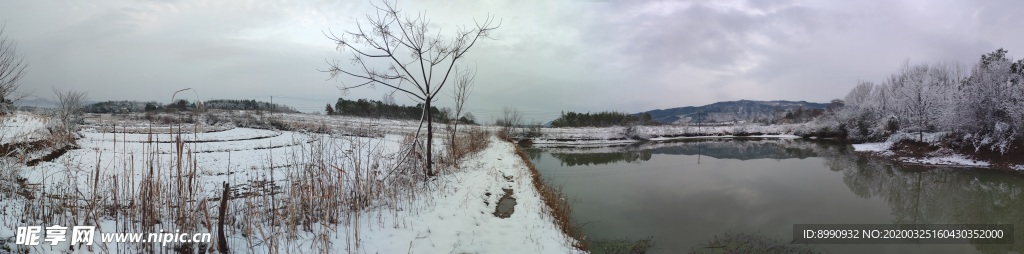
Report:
526,139,1024,254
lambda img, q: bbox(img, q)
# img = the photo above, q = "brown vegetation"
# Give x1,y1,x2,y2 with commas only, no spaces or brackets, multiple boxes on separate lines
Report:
510,139,589,251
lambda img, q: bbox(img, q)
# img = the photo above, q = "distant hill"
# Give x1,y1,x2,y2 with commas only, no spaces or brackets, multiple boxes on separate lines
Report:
641,100,829,124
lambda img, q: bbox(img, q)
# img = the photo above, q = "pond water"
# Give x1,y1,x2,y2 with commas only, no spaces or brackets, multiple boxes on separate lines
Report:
525,139,1024,254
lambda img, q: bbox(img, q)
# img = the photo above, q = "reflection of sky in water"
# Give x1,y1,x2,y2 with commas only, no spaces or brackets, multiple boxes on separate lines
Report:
530,141,1021,254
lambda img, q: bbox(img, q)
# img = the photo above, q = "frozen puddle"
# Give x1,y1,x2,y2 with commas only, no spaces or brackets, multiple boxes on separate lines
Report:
493,188,517,218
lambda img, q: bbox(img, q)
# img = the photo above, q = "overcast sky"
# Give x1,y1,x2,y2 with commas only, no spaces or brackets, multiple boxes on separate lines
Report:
2,0,1023,123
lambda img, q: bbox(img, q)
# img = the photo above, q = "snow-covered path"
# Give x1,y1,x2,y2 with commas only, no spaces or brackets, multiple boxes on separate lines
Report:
335,136,584,253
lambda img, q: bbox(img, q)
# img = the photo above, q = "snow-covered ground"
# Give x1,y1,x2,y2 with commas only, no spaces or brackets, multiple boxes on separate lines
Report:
324,136,582,253
0,112,49,145
852,143,891,153
0,112,582,253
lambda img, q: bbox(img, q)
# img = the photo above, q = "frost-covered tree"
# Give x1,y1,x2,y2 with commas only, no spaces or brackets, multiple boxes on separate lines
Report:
837,81,880,140
825,48,1024,153
844,81,875,108
959,50,1011,134
1007,58,1024,134
892,63,951,142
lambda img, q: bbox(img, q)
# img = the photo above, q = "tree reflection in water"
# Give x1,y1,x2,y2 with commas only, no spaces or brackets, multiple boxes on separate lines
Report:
532,139,1024,253
822,145,1024,253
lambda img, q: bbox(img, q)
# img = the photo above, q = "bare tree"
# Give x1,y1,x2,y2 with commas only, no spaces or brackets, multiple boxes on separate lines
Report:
0,24,28,115
498,106,522,139
323,0,499,177
447,67,475,158
52,88,87,139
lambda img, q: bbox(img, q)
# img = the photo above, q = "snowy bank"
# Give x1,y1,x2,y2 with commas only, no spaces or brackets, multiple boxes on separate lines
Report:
313,136,584,253
852,143,890,153
899,154,990,167
851,132,998,168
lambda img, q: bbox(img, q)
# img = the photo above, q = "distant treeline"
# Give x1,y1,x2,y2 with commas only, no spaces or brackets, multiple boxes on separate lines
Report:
83,99,297,113
550,111,654,127
204,99,297,113
330,98,464,123
83,100,155,113
769,106,828,124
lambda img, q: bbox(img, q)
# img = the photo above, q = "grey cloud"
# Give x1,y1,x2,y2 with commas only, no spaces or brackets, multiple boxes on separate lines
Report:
2,0,1024,122
584,1,822,73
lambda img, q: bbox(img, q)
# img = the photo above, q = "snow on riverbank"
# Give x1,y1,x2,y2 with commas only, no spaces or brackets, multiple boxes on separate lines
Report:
321,136,583,253
529,124,807,147
852,143,891,153
851,132,949,153
851,132,996,168
900,154,990,167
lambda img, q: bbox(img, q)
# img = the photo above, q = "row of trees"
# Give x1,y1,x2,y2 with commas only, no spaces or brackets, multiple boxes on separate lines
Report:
83,100,156,113
550,111,654,127
82,99,298,113
204,99,297,113
823,49,1024,153
327,97,467,123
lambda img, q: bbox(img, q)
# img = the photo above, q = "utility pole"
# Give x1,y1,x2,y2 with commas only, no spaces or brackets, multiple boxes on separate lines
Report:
697,109,702,136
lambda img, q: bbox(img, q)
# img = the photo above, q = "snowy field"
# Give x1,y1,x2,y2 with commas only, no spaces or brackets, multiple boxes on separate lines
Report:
0,112,49,145
0,112,582,253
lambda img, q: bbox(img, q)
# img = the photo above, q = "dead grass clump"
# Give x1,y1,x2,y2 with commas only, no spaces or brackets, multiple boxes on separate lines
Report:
441,126,491,170
204,112,224,125
463,127,491,155
17,122,211,252
510,139,588,251
268,117,292,131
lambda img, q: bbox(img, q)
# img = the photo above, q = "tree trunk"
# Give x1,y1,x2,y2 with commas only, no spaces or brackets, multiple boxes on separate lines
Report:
450,113,459,162
451,121,458,159
425,100,435,178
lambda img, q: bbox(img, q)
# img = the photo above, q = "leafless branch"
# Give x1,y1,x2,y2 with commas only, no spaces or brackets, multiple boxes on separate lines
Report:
0,24,29,115
52,88,87,136
322,0,497,176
